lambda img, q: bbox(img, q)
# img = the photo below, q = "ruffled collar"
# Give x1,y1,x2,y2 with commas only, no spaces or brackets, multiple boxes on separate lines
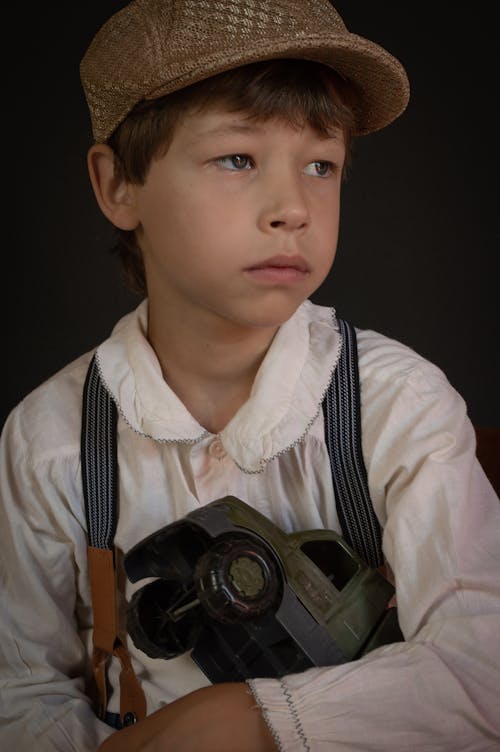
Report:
96,299,341,472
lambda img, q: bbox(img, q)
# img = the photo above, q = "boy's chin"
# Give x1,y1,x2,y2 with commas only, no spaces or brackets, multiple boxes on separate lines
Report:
232,296,308,330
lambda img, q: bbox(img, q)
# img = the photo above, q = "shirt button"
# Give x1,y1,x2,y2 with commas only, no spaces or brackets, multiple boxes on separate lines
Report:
209,438,227,460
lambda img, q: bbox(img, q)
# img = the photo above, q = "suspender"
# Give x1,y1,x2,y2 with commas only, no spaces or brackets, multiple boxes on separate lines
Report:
322,318,383,568
81,360,147,726
81,316,382,721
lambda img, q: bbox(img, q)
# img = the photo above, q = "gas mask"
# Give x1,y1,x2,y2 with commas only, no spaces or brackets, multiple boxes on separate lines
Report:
125,496,402,682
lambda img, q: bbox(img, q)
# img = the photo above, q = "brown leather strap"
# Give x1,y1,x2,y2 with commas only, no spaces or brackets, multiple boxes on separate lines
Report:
115,641,148,721
92,646,110,719
88,547,118,652
88,545,147,723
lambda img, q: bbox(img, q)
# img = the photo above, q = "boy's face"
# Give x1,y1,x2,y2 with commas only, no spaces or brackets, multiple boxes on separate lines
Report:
131,105,345,332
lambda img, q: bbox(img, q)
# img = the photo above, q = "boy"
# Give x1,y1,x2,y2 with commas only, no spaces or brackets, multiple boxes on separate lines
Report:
1,1,499,751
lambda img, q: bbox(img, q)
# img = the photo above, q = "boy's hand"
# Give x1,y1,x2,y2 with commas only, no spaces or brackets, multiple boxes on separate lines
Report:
98,683,278,752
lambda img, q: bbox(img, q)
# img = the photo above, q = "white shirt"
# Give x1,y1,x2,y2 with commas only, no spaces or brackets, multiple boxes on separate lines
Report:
1,300,499,751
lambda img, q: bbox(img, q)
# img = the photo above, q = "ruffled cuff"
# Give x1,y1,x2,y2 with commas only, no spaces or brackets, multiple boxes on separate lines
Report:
247,676,311,752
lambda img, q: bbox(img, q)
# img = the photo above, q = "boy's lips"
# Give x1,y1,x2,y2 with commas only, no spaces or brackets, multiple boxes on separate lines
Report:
245,254,311,283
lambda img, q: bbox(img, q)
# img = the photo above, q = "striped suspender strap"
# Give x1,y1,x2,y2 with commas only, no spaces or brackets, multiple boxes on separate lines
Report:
81,355,147,725
322,317,384,569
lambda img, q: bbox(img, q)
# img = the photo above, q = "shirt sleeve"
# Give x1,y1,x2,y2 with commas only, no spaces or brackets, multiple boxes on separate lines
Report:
248,355,500,751
0,404,113,752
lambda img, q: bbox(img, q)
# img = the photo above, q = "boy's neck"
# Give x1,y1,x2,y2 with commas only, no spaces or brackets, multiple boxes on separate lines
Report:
147,304,279,434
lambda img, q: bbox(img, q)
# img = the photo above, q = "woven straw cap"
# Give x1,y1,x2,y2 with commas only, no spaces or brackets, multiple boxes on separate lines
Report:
80,0,410,143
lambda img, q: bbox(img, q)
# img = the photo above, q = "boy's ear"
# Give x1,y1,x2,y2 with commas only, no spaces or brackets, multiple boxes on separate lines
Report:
87,144,139,230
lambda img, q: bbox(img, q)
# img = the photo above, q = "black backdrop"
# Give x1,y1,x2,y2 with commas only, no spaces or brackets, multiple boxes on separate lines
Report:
4,2,499,430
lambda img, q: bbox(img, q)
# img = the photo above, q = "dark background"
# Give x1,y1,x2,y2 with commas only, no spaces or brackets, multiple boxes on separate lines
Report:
4,2,499,430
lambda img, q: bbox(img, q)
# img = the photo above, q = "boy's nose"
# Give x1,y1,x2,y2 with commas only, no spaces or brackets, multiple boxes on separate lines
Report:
257,175,310,233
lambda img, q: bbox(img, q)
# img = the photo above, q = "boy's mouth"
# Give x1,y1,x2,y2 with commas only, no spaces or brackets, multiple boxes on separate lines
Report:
245,255,310,284
246,254,310,273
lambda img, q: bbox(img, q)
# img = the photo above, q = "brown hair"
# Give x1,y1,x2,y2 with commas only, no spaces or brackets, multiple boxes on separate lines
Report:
107,59,359,296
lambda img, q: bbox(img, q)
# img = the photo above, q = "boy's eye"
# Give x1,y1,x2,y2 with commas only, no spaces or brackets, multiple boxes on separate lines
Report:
304,161,334,178
216,154,253,170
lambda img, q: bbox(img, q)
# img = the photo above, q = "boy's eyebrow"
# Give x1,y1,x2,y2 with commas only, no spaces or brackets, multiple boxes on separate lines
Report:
193,122,266,139
192,121,343,142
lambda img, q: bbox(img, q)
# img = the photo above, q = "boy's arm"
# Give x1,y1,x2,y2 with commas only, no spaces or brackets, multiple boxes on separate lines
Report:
98,684,278,752
247,360,500,750
0,402,113,752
